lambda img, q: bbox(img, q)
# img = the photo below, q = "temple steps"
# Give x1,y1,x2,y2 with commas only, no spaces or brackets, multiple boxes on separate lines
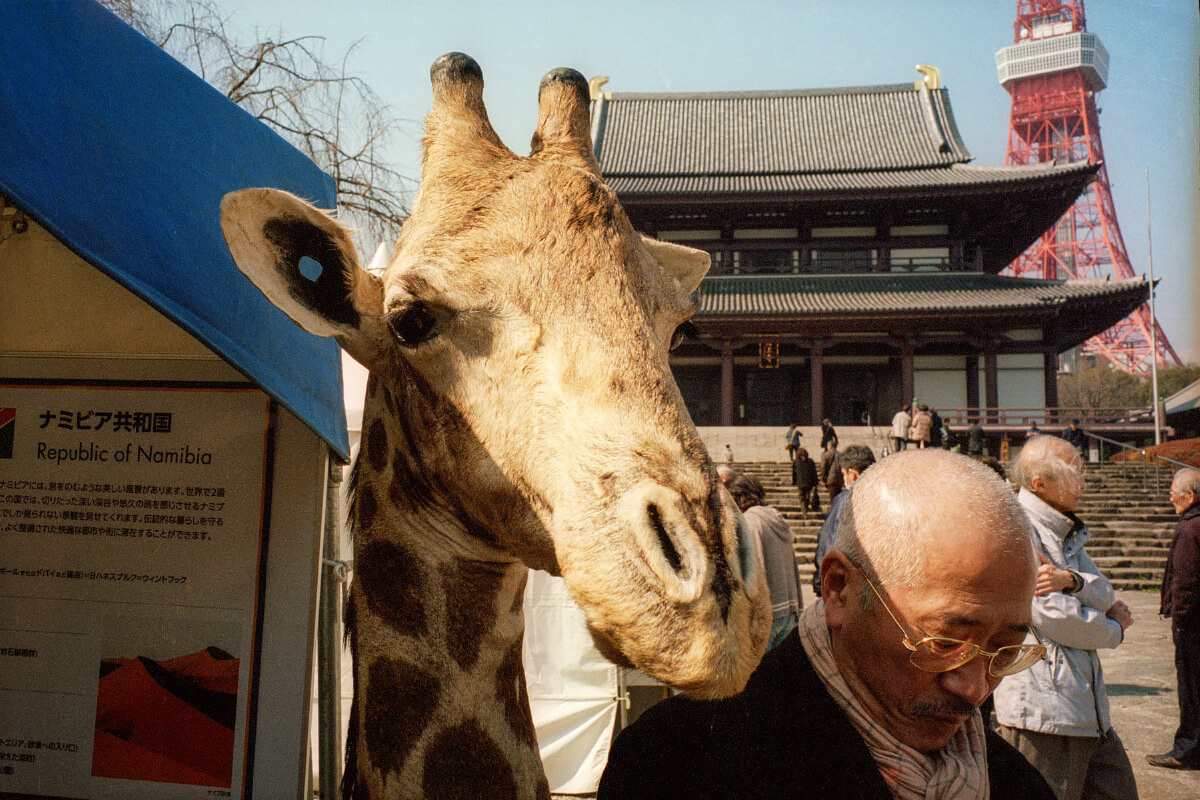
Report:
728,459,1179,592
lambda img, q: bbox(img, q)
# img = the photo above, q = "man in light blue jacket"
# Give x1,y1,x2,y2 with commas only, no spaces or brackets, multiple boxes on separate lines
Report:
993,435,1138,800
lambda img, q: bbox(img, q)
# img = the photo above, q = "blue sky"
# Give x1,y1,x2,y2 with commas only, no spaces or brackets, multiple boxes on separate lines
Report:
222,0,1198,363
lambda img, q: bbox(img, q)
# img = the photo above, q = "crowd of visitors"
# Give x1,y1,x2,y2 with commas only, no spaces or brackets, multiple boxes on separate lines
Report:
597,415,1193,798
600,450,1059,799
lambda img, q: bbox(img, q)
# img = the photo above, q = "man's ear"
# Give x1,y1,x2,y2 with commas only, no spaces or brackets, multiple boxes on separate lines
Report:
220,188,388,370
640,234,710,295
821,550,854,630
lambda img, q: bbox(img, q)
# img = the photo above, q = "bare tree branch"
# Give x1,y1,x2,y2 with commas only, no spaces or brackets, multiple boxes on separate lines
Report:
100,0,412,254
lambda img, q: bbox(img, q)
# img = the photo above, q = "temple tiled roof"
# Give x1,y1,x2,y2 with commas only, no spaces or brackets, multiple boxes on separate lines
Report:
696,273,1148,317
606,161,1096,195
591,82,1094,196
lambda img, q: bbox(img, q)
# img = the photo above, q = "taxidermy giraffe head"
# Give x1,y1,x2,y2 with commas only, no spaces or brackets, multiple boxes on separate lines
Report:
221,51,768,797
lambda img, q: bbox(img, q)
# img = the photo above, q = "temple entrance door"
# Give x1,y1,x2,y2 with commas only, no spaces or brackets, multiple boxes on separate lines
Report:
742,367,795,425
825,369,879,426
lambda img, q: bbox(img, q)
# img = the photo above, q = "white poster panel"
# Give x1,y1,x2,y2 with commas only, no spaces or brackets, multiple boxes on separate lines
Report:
0,383,270,800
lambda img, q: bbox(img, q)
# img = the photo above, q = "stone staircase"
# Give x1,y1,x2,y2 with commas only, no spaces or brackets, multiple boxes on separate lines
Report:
732,460,1177,591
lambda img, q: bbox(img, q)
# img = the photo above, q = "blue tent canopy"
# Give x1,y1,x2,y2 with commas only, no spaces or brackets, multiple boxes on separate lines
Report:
0,0,350,460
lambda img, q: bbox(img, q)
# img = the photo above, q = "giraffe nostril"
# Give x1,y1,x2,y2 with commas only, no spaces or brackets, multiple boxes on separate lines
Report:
647,503,683,573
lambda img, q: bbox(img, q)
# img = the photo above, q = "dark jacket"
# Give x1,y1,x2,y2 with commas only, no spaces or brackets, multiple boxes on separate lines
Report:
598,630,1055,800
791,456,818,490
1061,426,1087,450
820,423,838,449
820,450,842,490
1162,502,1200,633
966,423,985,455
811,489,850,596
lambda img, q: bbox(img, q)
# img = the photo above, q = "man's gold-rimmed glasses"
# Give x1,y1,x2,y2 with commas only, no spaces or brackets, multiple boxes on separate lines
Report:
852,561,1046,678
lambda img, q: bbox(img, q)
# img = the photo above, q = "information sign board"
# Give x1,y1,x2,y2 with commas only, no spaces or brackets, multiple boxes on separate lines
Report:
0,382,272,799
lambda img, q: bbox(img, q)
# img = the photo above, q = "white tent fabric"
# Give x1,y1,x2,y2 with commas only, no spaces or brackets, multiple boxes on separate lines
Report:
523,570,620,794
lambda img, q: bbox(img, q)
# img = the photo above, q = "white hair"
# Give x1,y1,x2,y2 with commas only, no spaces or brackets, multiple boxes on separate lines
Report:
834,449,1035,589
1174,468,1200,497
1016,435,1082,493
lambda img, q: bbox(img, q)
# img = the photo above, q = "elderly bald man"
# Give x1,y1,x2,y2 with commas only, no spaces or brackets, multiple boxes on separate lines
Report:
993,435,1138,800
598,450,1056,800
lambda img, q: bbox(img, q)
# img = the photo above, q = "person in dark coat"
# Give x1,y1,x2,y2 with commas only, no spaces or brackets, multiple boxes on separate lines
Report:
820,441,843,502
1061,419,1087,452
820,418,838,450
599,451,1056,800
791,446,820,516
966,418,986,457
928,407,944,448
1147,467,1200,770
812,444,876,596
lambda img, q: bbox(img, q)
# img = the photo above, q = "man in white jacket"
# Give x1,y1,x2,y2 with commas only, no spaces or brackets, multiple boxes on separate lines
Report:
992,435,1138,800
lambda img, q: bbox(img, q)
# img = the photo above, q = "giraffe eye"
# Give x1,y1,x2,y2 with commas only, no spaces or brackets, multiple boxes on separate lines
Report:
387,302,438,346
670,321,697,351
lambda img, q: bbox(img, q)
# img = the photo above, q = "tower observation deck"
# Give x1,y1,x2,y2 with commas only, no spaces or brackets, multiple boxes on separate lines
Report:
996,0,1179,375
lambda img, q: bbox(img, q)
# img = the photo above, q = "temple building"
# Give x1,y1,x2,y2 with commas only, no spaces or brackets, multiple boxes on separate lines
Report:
589,70,1149,427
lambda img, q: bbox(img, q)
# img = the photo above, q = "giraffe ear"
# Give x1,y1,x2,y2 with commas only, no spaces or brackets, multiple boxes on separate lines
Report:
640,234,710,295
220,188,388,369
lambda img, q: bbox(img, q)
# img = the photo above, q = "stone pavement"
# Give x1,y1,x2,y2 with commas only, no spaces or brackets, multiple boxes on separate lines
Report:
1101,590,1199,800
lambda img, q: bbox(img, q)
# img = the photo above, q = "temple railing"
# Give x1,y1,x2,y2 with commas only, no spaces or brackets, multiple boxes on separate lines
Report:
939,406,1157,428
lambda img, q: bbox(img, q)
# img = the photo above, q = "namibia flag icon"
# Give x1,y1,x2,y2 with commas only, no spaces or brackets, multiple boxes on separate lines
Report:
0,408,14,459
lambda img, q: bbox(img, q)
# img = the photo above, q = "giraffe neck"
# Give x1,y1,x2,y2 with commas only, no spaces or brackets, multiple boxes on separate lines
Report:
348,526,546,799
345,378,550,799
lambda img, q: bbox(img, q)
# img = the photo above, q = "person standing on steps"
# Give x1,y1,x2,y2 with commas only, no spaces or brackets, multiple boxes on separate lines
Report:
909,405,932,450
785,423,803,461
820,441,842,504
1146,467,1200,771
811,445,875,597
792,447,820,517
992,435,1138,800
890,404,912,454
820,418,838,451
727,474,802,652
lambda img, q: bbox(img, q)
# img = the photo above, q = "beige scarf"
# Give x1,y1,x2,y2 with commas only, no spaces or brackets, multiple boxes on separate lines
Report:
798,601,990,800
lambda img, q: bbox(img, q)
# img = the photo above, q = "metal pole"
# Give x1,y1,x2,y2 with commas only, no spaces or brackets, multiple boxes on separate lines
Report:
318,453,345,799
1145,168,1162,446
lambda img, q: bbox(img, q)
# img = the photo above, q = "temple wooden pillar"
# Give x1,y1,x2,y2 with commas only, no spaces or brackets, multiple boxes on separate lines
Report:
965,354,980,412
984,347,999,423
809,344,824,425
1044,349,1059,422
900,340,914,406
720,340,734,426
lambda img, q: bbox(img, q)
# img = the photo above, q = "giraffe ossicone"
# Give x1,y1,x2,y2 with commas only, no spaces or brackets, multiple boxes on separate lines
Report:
221,52,770,800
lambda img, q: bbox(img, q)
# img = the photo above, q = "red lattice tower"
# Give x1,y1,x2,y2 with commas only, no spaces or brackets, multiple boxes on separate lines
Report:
996,0,1180,375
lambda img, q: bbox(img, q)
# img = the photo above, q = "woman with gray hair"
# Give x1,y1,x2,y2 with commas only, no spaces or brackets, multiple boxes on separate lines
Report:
727,474,802,651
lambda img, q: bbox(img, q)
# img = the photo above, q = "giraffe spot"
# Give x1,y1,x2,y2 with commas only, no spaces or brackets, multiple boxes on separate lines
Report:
363,656,440,783
366,419,389,473
355,483,378,530
357,541,427,637
421,719,517,800
442,560,506,670
496,639,537,747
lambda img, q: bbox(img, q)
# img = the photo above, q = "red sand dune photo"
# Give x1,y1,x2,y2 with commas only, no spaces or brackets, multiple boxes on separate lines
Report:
91,646,239,787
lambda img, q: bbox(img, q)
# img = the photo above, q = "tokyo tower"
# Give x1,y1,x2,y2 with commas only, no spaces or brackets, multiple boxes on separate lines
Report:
995,0,1180,375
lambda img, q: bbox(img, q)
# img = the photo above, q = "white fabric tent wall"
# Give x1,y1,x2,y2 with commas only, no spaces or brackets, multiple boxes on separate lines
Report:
522,570,619,793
